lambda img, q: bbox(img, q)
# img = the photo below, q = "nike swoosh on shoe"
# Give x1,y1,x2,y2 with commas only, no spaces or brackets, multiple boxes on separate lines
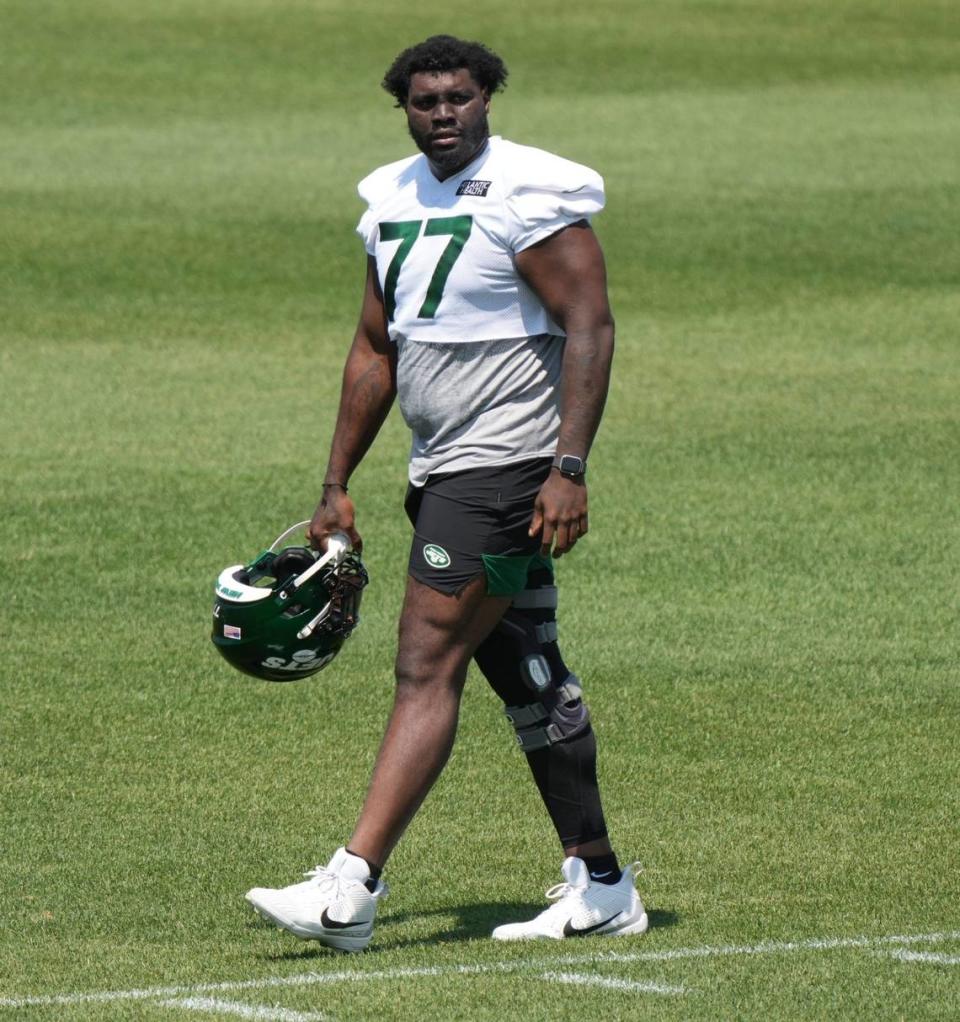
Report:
562,912,622,937
320,908,367,930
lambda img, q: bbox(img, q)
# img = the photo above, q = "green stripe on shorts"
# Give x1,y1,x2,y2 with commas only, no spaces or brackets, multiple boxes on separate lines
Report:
481,551,554,596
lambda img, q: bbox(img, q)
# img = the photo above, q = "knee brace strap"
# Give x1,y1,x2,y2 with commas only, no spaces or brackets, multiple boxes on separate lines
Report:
505,675,590,752
511,585,558,610
535,621,558,644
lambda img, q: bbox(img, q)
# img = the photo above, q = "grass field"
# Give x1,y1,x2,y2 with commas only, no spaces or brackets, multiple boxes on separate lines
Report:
2,1,959,1018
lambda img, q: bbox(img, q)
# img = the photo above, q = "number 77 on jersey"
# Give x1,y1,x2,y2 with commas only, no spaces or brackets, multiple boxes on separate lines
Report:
378,215,473,321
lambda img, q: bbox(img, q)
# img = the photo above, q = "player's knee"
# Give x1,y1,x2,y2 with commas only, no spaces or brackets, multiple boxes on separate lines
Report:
393,643,433,691
504,674,590,751
394,635,467,696
473,578,590,751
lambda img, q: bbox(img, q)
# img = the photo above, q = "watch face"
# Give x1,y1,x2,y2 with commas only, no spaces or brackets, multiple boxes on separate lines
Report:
559,455,585,475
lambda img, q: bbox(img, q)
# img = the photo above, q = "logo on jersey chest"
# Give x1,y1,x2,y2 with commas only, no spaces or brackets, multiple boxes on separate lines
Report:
456,179,492,197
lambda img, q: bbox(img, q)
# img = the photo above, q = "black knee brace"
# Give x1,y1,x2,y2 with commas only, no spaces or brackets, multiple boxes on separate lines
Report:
473,569,590,751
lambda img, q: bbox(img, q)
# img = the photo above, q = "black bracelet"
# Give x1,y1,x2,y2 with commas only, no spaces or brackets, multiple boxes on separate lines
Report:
322,482,349,493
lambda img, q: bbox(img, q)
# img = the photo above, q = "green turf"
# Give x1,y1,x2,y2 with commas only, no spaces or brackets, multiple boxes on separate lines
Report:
2,1,959,1018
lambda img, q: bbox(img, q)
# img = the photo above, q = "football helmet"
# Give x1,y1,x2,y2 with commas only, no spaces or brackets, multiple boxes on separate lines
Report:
211,522,368,682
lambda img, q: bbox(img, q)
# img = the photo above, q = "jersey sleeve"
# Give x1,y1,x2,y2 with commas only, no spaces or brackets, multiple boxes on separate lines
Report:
503,152,606,253
355,156,422,254
355,172,381,255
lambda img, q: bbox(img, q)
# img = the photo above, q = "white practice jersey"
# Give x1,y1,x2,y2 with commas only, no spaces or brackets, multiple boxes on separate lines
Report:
355,135,605,484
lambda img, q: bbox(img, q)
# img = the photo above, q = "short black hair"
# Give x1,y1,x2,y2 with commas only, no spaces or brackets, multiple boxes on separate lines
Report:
382,35,508,107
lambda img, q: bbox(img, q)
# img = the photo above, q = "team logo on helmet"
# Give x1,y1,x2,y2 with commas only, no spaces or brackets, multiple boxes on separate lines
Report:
423,544,451,568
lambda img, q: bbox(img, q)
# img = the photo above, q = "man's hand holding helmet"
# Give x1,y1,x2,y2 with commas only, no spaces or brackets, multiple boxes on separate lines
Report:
309,483,363,555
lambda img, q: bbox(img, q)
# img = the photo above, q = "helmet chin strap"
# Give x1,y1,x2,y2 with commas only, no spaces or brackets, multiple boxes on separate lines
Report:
296,601,332,641
270,519,314,551
288,531,352,640
290,532,351,592
270,520,352,597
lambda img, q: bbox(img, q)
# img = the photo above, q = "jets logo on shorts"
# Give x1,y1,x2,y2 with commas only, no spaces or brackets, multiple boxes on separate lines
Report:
423,544,451,569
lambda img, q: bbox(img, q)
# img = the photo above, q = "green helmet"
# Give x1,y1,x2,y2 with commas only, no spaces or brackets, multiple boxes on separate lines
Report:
211,523,368,682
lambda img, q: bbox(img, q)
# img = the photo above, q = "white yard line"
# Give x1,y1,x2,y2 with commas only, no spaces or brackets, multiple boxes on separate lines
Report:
0,968,450,1011
541,971,686,995
885,950,960,966
2,929,959,1011
160,998,330,1021
553,929,960,966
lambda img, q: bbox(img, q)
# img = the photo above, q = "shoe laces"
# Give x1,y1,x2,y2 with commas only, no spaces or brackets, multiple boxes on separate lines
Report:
302,865,388,900
536,879,589,925
545,880,582,903
545,861,643,902
302,865,346,894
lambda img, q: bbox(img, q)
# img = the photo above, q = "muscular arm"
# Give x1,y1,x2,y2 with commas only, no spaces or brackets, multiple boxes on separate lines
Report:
516,221,615,556
309,256,396,551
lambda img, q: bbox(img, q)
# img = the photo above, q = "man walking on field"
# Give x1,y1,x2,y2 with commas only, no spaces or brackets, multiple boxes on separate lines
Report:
246,34,647,950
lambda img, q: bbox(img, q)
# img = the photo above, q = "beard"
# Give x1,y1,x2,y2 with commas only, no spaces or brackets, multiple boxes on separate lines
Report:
408,110,490,177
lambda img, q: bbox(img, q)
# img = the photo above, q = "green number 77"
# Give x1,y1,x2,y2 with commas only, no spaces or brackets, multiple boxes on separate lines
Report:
378,215,473,321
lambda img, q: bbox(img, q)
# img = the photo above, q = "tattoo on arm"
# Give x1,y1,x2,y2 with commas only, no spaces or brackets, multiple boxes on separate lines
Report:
327,347,396,482
556,331,613,456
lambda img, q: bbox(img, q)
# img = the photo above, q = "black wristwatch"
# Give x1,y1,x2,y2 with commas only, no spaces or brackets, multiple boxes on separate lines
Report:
552,454,587,479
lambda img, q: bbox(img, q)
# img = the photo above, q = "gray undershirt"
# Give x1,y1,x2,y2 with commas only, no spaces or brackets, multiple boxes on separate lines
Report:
395,333,564,486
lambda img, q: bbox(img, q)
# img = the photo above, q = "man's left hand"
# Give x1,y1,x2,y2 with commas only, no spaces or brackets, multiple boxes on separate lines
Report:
529,472,589,558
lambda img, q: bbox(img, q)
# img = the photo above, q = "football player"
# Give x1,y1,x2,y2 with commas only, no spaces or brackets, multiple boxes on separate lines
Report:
245,34,647,949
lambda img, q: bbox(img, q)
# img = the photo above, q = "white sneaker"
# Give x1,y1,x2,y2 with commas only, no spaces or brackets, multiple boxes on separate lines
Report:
491,857,648,941
245,847,387,951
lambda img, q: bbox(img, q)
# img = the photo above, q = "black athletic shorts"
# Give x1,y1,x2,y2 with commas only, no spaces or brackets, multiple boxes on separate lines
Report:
404,457,555,596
